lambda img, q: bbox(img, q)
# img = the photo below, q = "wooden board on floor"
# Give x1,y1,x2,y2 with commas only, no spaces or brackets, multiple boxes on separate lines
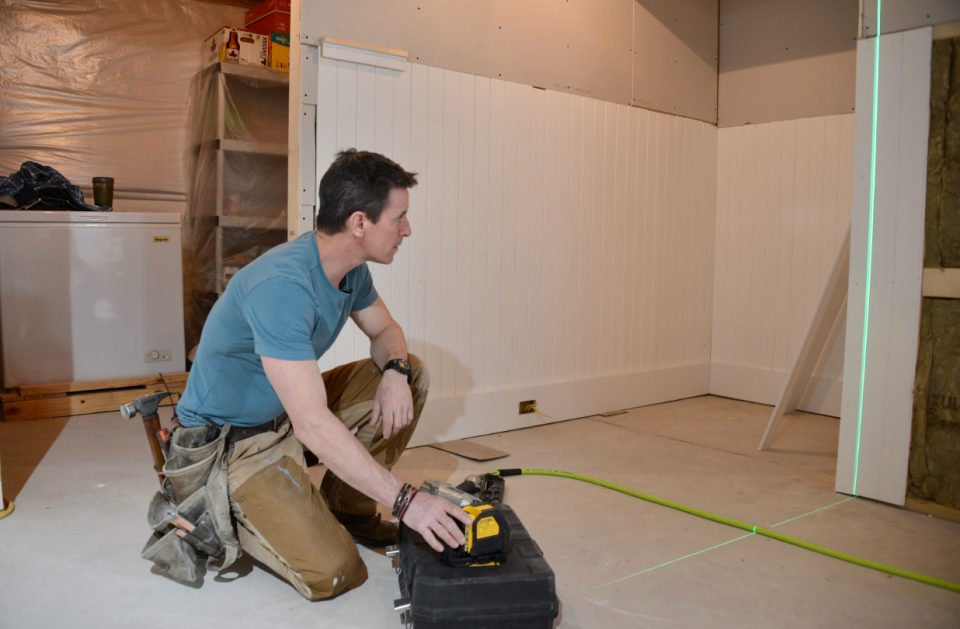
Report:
17,373,187,397
1,373,187,422
429,440,509,461
904,498,960,524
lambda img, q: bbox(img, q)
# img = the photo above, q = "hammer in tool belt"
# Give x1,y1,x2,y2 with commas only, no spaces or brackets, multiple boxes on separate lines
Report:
121,392,174,486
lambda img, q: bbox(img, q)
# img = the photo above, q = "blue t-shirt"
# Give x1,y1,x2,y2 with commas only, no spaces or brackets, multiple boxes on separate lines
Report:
178,232,378,427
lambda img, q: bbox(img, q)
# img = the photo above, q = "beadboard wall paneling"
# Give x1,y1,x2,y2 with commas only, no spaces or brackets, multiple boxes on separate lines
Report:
710,114,855,417
313,61,717,434
836,29,930,505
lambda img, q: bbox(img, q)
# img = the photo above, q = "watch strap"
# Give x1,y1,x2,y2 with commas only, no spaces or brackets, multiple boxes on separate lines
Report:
383,358,412,384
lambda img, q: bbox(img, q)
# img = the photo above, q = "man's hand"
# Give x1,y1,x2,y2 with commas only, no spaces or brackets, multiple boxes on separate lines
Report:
373,369,414,439
350,297,413,440
401,492,474,552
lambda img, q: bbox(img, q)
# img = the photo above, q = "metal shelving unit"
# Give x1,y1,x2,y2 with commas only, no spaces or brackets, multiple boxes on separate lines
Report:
195,62,290,295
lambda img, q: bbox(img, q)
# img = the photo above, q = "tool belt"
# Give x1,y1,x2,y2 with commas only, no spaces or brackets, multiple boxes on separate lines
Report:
140,422,242,583
224,416,283,445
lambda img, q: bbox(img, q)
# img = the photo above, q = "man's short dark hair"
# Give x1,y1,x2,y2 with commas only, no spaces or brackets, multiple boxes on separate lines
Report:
316,149,418,235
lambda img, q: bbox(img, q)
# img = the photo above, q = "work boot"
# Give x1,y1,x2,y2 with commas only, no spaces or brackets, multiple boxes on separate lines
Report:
331,511,397,547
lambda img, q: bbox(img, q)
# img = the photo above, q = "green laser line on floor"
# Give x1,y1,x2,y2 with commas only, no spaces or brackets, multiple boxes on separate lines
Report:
595,532,756,589
770,497,856,528
596,497,855,588
491,468,960,594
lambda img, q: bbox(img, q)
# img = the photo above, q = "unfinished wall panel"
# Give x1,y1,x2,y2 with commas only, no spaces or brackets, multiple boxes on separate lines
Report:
710,114,854,417
300,0,719,124
313,60,716,441
301,0,634,107
862,1,960,38
632,0,719,122
718,0,857,127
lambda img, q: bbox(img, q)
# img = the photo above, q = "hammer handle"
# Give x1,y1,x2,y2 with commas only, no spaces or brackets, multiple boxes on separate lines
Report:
142,413,167,486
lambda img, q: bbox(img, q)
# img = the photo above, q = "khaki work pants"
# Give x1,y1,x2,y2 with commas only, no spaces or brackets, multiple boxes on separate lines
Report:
225,354,429,601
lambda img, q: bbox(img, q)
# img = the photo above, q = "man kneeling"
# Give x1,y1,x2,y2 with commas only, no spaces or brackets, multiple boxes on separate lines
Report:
163,149,470,600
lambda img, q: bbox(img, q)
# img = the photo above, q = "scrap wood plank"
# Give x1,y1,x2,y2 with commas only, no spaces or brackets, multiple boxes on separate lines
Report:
2,373,187,422
2,385,179,422
23,393,67,400
18,372,187,397
922,268,960,299
904,498,960,524
0,390,24,403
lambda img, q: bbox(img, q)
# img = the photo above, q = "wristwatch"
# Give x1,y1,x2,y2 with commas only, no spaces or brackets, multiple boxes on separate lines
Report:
383,358,412,384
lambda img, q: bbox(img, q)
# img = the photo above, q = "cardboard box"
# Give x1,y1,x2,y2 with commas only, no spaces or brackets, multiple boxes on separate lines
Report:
246,13,290,36
268,33,290,73
244,0,291,26
244,0,291,34
203,27,268,68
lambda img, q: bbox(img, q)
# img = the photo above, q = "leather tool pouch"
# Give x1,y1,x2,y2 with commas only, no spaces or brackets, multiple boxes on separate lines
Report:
141,424,241,583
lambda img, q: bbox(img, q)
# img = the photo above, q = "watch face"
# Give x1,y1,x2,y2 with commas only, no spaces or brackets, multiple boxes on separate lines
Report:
397,359,411,370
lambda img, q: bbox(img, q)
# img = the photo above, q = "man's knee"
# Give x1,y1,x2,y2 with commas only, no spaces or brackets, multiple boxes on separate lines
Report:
301,551,365,601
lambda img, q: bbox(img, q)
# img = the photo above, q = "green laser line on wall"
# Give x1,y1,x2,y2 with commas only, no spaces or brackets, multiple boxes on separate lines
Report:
854,0,882,497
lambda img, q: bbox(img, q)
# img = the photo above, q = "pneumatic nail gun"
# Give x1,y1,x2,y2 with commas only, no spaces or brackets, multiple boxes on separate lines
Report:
418,474,510,568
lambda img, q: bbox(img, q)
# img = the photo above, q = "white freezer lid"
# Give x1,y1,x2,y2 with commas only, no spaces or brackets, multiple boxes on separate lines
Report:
0,210,181,225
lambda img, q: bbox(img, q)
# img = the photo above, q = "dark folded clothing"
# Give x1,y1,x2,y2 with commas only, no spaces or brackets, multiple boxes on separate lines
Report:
0,161,111,211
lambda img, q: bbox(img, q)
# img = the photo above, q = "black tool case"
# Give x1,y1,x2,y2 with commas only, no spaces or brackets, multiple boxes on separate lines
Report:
397,505,559,628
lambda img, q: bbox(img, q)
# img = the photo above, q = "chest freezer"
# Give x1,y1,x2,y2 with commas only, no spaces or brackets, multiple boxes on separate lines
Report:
0,210,185,388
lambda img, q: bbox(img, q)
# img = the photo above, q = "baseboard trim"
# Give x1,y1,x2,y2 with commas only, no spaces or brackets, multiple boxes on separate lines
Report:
708,362,842,418
412,363,710,447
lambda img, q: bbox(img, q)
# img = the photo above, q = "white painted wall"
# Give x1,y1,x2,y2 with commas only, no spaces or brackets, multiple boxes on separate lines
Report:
836,28,931,505
312,60,717,444
710,114,855,418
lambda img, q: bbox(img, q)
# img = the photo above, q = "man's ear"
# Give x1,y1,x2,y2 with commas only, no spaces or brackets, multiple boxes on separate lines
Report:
346,211,367,237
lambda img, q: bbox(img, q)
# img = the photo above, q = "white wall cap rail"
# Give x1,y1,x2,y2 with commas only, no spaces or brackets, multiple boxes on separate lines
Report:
320,36,408,72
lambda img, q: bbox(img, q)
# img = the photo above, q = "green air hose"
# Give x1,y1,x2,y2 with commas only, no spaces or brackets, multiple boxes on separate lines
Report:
490,468,960,594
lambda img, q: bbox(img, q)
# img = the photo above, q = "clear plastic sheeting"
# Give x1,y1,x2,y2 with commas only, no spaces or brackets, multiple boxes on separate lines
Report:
183,62,288,351
0,0,245,209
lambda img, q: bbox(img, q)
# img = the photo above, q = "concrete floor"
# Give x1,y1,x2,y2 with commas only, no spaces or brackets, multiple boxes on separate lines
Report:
1,395,958,628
